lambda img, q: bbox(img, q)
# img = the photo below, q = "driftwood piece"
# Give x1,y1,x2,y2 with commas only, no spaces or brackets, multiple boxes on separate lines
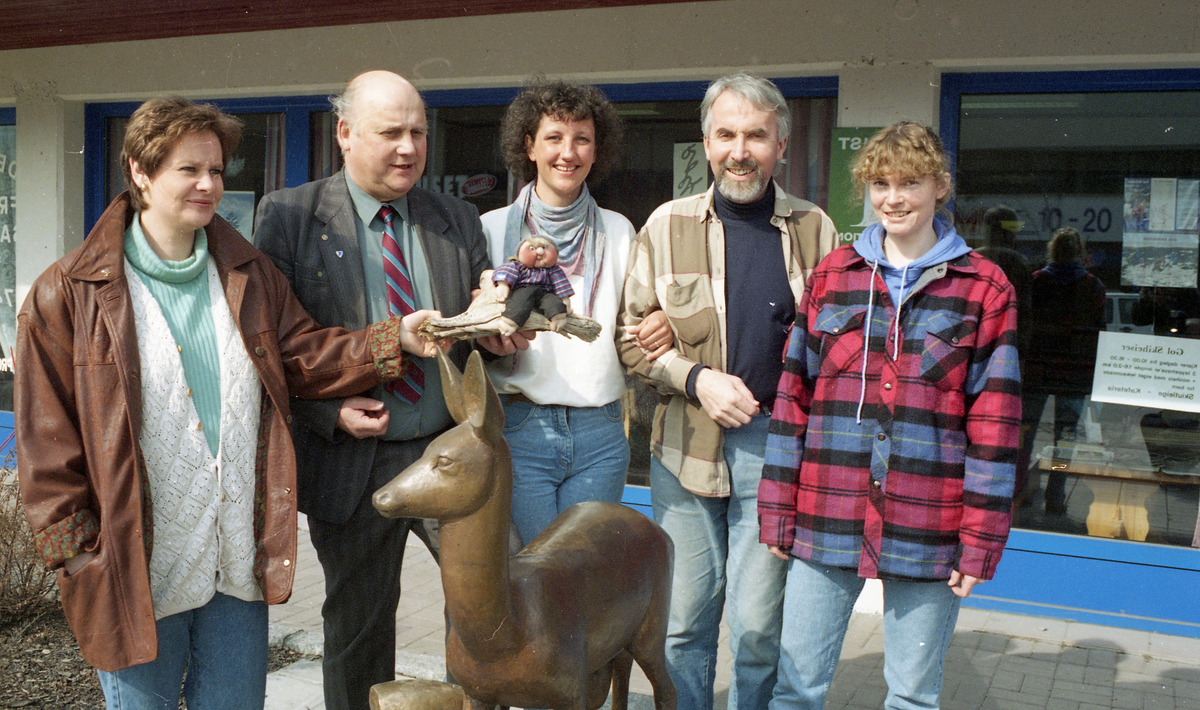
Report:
419,271,601,343
373,350,677,710
370,679,468,710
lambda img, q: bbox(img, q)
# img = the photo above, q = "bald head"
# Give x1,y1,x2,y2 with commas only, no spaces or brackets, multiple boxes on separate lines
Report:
333,71,423,131
334,70,428,201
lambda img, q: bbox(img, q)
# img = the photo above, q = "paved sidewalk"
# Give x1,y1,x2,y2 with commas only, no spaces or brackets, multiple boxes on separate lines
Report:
266,517,1200,709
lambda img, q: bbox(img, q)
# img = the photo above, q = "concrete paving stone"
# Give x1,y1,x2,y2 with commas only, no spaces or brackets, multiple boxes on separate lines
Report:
1161,664,1200,682
1151,633,1200,662
1000,655,1058,678
988,687,1044,705
1019,672,1054,696
1173,677,1200,699
988,699,1045,710
989,669,1025,691
1083,664,1117,687
1042,699,1081,710
1143,693,1177,710
1111,688,1146,710
1050,678,1112,702
1059,644,1092,666
1077,703,1109,710
1054,662,1087,683
1088,647,1121,669
1138,679,1178,698
264,659,324,710
847,683,887,707
947,680,987,706
1069,626,1152,656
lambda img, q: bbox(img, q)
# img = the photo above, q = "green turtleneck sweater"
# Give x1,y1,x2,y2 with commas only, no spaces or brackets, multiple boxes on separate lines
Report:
124,217,222,456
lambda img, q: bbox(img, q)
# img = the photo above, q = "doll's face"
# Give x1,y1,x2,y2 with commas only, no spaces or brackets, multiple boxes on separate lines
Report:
517,240,558,268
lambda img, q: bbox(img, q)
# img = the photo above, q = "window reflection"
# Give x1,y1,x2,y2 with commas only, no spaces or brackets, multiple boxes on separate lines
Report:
958,90,1200,546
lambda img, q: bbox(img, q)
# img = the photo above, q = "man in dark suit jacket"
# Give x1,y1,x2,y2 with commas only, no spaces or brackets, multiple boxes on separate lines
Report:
253,70,493,710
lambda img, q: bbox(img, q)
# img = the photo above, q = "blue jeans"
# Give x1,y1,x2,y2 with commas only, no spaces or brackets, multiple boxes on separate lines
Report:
771,559,961,710
503,399,629,546
98,592,268,710
650,414,786,710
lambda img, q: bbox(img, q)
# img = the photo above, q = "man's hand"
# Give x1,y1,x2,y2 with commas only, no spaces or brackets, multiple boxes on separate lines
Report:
767,544,790,561
336,396,389,439
626,310,674,362
948,571,983,598
399,309,441,357
694,369,759,427
477,331,535,357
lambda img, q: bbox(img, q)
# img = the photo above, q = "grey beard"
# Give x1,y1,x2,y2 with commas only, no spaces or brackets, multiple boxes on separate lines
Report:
714,165,768,203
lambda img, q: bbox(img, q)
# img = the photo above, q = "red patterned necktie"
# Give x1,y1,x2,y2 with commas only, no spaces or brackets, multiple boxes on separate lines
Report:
379,205,424,403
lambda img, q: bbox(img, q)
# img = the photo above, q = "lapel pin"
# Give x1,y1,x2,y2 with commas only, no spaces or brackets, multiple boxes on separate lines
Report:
335,250,344,258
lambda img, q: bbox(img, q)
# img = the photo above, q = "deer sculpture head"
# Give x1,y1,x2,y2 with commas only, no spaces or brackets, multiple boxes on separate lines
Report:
373,348,509,523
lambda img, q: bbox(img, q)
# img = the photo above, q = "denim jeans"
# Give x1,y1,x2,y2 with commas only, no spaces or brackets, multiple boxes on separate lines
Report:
503,399,629,546
771,558,961,710
650,414,786,710
97,592,268,710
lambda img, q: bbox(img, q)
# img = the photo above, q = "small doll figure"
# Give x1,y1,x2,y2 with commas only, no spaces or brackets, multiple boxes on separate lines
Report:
492,236,575,336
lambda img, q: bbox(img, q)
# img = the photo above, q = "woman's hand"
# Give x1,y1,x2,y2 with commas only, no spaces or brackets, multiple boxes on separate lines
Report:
63,551,97,576
628,309,674,362
948,570,983,598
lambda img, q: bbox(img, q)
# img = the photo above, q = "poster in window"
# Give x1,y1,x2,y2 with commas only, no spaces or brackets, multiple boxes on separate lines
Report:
672,142,707,200
1121,177,1200,288
217,191,255,240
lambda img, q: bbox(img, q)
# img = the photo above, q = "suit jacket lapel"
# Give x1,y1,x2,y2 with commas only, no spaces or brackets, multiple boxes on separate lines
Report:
407,188,457,313
315,173,369,330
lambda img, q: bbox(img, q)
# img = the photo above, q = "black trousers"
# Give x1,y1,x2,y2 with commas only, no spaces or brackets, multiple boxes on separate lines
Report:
307,435,440,710
502,284,567,327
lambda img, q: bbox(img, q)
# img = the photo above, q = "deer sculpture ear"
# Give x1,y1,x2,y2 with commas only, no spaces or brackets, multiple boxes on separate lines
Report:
436,348,466,424
461,350,505,443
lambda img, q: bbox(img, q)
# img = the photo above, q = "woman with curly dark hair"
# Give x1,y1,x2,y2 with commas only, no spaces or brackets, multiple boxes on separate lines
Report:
480,79,668,545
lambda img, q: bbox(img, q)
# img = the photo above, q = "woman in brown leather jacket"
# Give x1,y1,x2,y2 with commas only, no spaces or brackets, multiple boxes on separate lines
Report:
15,97,437,710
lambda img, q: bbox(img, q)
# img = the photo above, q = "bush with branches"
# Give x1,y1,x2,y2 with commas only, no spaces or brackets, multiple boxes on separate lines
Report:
0,443,56,623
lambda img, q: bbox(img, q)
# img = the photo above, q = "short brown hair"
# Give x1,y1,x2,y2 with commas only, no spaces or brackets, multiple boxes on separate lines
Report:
499,79,624,185
121,97,243,211
850,121,954,208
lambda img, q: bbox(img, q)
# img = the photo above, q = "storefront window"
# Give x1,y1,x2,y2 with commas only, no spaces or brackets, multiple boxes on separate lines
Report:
955,85,1200,547
0,109,15,411
103,112,286,240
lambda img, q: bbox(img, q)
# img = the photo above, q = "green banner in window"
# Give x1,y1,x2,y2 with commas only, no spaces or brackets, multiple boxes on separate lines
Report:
827,127,881,245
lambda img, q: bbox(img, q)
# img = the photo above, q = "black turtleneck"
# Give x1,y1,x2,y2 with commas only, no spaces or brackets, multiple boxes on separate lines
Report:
716,183,794,406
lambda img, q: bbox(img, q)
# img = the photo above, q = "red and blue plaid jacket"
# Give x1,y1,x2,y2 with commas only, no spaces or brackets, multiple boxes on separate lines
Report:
758,245,1020,581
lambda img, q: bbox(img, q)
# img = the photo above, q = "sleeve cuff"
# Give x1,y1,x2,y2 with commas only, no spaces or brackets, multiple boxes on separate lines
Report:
758,513,795,550
685,364,708,399
957,543,1002,581
34,508,100,569
368,316,409,382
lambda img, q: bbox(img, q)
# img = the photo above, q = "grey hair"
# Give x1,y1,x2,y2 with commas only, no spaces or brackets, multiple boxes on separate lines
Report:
700,71,791,140
329,84,358,128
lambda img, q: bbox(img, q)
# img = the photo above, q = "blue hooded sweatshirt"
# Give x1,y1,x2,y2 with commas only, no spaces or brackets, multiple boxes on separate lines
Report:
852,216,972,308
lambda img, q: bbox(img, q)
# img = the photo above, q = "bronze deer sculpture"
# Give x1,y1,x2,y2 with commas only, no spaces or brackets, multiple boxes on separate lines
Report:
372,350,676,710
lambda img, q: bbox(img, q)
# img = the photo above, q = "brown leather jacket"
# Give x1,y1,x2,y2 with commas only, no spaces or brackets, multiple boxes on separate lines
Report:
15,194,410,671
